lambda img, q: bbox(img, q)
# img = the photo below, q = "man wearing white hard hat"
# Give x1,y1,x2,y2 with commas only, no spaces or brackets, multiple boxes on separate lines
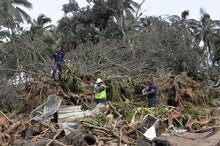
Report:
93,78,107,104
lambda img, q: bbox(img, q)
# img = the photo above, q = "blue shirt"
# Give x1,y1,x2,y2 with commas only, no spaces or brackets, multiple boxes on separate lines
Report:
53,51,64,62
146,83,157,99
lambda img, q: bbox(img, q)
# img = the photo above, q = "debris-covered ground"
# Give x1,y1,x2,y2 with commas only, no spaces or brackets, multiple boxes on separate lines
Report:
0,66,220,146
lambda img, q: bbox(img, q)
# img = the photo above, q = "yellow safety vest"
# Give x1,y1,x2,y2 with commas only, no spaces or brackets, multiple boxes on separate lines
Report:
94,84,107,99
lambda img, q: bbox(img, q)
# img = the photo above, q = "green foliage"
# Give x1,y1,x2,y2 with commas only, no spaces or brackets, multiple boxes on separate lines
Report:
62,0,79,14
62,65,85,93
58,0,141,48
182,107,209,119
173,107,213,129
96,113,110,126
112,101,140,121
78,118,99,126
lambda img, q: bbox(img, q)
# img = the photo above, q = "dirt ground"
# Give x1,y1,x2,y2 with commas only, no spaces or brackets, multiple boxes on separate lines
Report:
160,131,220,146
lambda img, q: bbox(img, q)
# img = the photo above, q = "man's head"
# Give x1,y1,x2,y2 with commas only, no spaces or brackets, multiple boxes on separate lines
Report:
56,46,61,52
96,78,103,85
169,75,175,84
147,77,153,84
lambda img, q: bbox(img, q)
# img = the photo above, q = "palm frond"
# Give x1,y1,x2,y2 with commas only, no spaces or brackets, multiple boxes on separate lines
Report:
16,7,31,22
13,0,32,9
36,14,51,26
44,24,55,29
130,1,139,9
0,30,10,38
181,10,189,20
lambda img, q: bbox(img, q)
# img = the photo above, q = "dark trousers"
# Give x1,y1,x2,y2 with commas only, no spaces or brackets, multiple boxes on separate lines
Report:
167,100,179,107
52,62,63,79
94,99,106,104
148,97,157,107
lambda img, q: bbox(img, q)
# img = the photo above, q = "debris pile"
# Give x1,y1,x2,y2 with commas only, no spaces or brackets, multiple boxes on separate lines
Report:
0,68,220,145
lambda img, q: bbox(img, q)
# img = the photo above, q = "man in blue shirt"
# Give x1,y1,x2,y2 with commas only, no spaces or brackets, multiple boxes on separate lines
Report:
142,78,157,107
52,46,65,80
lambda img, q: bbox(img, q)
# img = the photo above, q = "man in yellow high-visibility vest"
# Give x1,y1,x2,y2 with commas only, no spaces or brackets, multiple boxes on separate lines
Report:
93,78,106,104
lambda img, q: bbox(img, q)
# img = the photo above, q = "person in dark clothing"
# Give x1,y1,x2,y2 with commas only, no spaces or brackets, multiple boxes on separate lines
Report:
52,46,65,80
167,75,179,107
142,78,157,107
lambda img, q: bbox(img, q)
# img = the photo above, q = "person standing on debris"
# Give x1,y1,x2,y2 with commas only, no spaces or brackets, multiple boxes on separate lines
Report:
52,46,65,81
142,78,157,107
93,78,107,104
167,75,179,107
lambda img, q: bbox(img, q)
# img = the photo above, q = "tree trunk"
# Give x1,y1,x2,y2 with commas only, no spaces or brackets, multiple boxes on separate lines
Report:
12,39,22,84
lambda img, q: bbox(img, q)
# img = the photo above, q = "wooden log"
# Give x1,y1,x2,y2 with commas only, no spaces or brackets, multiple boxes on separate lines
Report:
46,130,62,146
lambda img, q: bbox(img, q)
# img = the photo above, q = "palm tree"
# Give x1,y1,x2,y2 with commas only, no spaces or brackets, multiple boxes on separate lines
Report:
180,9,220,68
33,14,52,27
181,10,189,20
0,0,32,84
103,0,139,37
0,0,32,31
26,15,56,63
30,14,53,37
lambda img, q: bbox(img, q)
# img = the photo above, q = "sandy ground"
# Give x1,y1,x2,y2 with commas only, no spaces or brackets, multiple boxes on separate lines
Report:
159,131,220,146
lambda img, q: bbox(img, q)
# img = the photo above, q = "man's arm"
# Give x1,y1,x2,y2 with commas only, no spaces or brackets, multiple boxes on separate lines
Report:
63,57,66,64
147,88,155,95
175,91,179,102
96,85,105,92
147,85,156,95
174,83,179,102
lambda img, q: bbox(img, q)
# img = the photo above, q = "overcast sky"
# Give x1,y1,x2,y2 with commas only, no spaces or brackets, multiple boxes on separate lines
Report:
27,0,220,25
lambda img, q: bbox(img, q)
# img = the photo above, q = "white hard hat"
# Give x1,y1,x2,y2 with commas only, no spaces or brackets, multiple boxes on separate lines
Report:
96,78,102,83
